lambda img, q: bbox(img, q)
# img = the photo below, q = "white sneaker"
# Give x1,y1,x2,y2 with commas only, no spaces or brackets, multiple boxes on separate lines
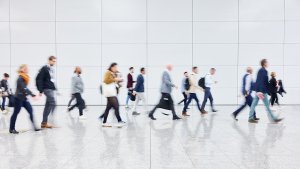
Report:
78,115,87,120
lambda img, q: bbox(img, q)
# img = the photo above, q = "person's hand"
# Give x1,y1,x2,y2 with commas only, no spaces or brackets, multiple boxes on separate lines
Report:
257,92,264,99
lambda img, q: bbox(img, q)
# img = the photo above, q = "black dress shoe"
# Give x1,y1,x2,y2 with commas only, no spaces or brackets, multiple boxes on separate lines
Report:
9,129,19,134
231,114,238,121
248,119,258,123
149,114,156,120
254,117,260,121
273,118,284,123
34,128,41,131
212,109,218,112
173,116,181,120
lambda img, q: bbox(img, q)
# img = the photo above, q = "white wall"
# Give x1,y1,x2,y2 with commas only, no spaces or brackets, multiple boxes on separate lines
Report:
0,0,300,105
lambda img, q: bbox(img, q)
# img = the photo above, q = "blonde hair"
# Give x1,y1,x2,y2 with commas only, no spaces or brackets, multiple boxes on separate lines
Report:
271,72,276,78
17,64,27,73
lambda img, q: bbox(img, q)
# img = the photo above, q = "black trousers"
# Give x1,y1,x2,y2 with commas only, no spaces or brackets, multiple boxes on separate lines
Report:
102,97,122,123
232,95,257,118
270,92,279,106
10,98,35,130
69,93,86,116
67,94,75,107
178,92,188,107
149,93,178,118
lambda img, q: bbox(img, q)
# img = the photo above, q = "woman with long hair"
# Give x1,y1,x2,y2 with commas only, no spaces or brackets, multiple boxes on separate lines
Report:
9,64,40,134
101,63,125,127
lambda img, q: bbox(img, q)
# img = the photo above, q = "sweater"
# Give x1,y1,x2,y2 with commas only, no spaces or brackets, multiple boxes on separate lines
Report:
36,65,56,93
71,74,84,94
160,70,175,94
15,76,35,100
127,73,135,89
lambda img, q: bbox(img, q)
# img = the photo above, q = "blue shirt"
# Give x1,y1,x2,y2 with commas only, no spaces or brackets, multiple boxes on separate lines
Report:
255,67,269,93
134,74,144,92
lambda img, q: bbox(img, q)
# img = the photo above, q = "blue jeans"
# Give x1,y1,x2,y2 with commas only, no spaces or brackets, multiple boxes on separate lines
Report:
10,98,35,130
1,97,6,110
201,87,214,111
249,93,277,121
183,93,201,112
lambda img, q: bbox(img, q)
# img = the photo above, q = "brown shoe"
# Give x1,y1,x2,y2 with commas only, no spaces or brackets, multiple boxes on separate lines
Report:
182,112,190,116
41,122,53,129
200,110,208,114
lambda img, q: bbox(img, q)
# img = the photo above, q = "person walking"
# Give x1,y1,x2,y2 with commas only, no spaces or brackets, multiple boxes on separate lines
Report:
232,67,259,121
1,73,11,113
68,66,87,119
9,64,40,134
101,63,125,127
177,72,189,108
36,56,57,129
148,64,181,121
269,72,279,109
125,67,135,108
200,68,218,113
248,59,283,123
182,67,204,116
132,67,147,116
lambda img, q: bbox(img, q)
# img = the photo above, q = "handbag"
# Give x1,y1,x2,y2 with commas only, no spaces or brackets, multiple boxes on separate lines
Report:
102,83,117,97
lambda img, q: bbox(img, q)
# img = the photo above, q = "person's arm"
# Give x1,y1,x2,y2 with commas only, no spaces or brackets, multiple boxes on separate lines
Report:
163,72,175,87
18,78,35,97
245,75,251,94
134,75,141,91
37,67,46,93
103,71,116,84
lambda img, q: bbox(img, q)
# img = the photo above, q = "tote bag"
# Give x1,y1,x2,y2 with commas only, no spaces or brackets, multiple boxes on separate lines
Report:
102,83,117,97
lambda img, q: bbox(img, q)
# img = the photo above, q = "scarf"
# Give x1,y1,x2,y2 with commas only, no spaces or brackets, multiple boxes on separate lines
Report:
19,73,30,85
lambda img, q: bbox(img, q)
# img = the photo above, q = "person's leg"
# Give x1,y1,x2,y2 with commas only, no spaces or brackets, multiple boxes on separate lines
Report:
140,92,147,111
74,93,84,116
9,98,22,131
126,90,130,107
23,100,37,129
207,89,215,111
201,89,209,110
246,95,257,119
193,95,202,111
249,95,259,120
232,101,247,118
103,98,113,123
275,93,279,105
111,97,122,122
42,89,55,126
183,93,194,112
1,97,6,110
262,93,277,121
132,93,141,112
270,93,275,106
166,94,180,119
67,94,75,107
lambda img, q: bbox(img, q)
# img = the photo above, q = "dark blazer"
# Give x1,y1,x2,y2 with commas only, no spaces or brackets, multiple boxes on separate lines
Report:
134,74,144,92
127,73,135,89
1,79,8,91
269,77,278,94
15,76,35,101
255,67,269,93
36,65,56,93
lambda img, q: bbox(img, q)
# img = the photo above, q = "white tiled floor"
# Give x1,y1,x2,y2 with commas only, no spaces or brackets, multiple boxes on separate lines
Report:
0,105,299,169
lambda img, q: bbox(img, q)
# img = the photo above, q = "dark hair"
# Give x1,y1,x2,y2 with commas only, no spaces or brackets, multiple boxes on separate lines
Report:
192,66,198,70
210,68,216,71
140,67,145,72
48,56,56,61
129,67,134,70
260,59,267,67
108,62,118,71
4,73,9,78
184,71,187,74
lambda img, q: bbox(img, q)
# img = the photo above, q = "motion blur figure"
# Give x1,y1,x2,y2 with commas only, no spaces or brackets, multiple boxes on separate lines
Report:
177,72,189,108
248,59,283,123
269,72,280,108
1,73,12,113
201,68,218,113
132,67,147,116
125,67,135,108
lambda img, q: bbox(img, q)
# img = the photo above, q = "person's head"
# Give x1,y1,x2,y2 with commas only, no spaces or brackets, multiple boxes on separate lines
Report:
48,56,57,66
184,71,188,77
260,59,269,68
3,73,9,80
246,67,253,74
74,66,82,74
271,72,276,78
129,67,134,73
166,64,173,71
108,62,118,73
18,64,29,74
192,66,198,74
140,67,146,75
210,68,216,75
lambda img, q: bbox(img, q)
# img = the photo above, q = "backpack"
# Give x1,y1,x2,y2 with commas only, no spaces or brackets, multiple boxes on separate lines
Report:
35,66,46,90
198,77,206,89
184,78,190,90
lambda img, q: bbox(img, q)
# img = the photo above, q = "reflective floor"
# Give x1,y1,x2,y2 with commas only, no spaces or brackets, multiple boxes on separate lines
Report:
0,105,299,169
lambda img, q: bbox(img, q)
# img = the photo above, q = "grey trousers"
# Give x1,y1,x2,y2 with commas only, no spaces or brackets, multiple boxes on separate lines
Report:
42,89,56,123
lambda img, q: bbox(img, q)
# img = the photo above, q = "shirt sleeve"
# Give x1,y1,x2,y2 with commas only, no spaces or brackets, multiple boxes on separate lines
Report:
245,75,251,92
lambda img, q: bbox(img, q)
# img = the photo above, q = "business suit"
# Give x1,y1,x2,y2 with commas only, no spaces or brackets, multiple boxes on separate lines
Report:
269,77,279,106
133,74,146,113
149,70,180,120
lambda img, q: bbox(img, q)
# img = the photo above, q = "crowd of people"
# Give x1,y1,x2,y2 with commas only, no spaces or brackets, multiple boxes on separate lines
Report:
0,57,286,133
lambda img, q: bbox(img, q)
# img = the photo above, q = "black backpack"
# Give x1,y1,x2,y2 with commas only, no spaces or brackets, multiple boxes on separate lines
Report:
184,78,190,90
35,66,46,90
198,77,206,89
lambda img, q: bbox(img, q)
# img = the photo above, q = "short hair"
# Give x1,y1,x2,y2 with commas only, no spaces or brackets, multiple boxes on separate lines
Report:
4,73,9,78
271,72,276,78
192,66,198,70
184,71,188,74
129,67,134,70
140,67,145,72
210,68,216,71
48,56,56,61
260,59,267,67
